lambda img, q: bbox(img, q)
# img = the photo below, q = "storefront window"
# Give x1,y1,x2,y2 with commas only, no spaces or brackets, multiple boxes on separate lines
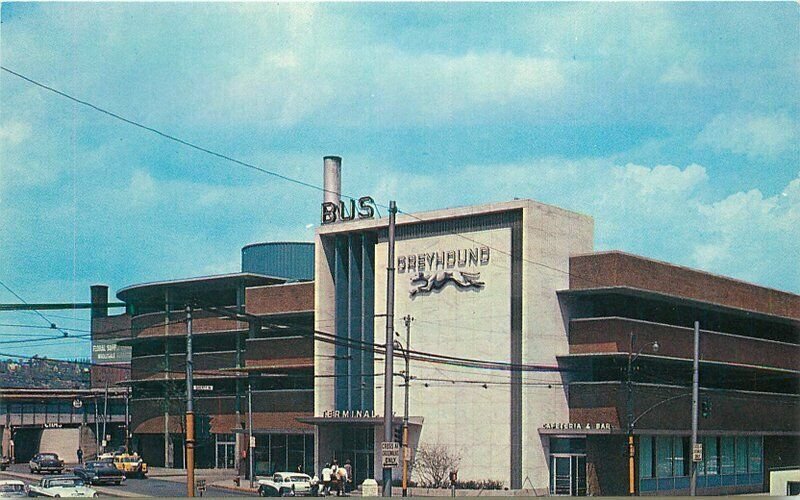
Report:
720,437,735,475
735,437,748,474
639,436,653,479
703,437,718,475
673,437,686,477
656,436,673,478
748,437,762,474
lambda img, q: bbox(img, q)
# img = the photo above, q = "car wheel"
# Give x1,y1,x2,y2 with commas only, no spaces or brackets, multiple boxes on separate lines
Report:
54,495,60,498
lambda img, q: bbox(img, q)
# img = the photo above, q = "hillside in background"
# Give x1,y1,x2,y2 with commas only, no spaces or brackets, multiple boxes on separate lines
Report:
0,357,90,389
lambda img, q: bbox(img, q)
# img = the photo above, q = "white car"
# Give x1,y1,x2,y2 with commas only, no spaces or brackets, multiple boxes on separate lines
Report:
27,476,98,497
258,472,313,497
0,480,27,498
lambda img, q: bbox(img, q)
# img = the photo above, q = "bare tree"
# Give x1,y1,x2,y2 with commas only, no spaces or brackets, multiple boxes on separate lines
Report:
412,443,462,488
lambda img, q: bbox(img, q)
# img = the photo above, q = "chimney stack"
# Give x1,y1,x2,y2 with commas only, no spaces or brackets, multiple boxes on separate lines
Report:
90,284,109,319
323,156,342,206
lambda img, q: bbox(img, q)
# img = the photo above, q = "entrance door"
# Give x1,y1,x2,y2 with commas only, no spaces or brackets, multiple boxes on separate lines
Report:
215,434,236,469
550,455,587,496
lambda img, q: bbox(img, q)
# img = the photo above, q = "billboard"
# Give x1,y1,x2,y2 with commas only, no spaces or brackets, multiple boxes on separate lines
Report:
91,339,132,364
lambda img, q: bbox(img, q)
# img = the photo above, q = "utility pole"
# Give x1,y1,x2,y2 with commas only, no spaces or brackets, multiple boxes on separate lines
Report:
248,380,255,489
383,200,397,497
102,382,109,453
186,305,195,498
94,395,100,457
626,332,635,496
690,321,700,496
124,388,130,452
401,315,413,498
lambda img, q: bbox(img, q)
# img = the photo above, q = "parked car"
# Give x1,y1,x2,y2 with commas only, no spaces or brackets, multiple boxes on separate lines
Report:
28,454,64,475
26,476,98,497
258,472,313,497
109,453,147,478
73,461,126,486
0,480,27,497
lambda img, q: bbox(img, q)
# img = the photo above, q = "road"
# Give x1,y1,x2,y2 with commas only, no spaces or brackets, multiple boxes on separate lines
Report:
0,464,254,497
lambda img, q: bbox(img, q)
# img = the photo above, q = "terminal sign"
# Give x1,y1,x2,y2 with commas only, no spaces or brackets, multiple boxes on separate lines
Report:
321,196,376,224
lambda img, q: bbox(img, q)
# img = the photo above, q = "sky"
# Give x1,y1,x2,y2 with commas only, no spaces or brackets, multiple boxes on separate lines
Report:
0,2,798,360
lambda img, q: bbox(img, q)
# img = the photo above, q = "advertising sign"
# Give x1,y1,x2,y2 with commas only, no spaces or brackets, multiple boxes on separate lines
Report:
91,339,132,364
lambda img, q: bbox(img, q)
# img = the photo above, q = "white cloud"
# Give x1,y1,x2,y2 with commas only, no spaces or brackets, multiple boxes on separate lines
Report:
0,121,32,145
695,112,798,158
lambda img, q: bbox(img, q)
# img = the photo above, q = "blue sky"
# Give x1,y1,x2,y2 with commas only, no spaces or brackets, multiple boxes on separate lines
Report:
1,2,798,360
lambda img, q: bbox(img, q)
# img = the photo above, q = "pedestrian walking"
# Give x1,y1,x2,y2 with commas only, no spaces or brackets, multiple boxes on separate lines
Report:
76,447,83,465
344,459,352,494
321,463,333,496
336,462,348,496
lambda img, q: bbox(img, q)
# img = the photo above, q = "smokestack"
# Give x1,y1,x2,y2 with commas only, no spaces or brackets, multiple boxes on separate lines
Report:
323,156,342,206
90,284,109,319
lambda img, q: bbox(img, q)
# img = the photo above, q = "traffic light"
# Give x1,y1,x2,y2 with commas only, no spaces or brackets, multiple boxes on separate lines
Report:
701,399,711,419
393,426,403,444
197,414,212,439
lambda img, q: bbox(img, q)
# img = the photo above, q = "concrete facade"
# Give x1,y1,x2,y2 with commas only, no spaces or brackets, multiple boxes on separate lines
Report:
314,199,593,490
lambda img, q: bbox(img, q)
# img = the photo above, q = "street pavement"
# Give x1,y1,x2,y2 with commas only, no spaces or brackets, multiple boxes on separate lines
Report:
0,463,254,497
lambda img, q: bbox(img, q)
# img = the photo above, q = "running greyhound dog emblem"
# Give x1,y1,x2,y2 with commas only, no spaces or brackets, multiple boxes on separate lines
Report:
409,270,485,297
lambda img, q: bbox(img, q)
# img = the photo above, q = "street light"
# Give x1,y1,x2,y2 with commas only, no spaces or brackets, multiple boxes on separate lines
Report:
626,332,659,496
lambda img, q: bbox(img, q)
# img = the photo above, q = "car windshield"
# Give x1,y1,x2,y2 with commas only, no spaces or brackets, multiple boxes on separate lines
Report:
39,454,58,460
49,479,84,488
0,484,24,492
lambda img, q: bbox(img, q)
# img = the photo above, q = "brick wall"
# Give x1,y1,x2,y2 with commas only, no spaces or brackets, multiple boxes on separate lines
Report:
246,282,314,315
569,252,800,319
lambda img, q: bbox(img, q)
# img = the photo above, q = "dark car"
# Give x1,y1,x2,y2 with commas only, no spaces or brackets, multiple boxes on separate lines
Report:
28,453,64,474
73,461,126,486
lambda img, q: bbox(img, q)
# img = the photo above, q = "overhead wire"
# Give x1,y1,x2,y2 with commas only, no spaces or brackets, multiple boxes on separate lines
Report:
0,279,71,337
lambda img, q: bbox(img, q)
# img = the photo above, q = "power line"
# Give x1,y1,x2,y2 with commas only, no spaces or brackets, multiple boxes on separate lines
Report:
0,279,71,337
0,65,621,293
0,66,350,204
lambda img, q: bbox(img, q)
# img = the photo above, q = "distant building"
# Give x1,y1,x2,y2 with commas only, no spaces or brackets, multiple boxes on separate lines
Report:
1,387,127,463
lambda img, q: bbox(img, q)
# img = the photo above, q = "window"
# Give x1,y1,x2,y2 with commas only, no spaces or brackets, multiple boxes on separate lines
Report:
703,437,718,475
673,437,686,477
720,437,735,475
656,436,673,478
748,436,762,474
735,437,748,474
639,436,653,479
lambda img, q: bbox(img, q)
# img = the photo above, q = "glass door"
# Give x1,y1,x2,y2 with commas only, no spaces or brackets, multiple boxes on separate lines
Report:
550,455,587,496
215,434,236,469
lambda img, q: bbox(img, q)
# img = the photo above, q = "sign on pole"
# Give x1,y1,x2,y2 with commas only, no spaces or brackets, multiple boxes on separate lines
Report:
692,443,703,462
249,436,256,448
381,441,400,468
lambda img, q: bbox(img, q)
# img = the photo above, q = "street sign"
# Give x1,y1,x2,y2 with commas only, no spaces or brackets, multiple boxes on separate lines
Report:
381,441,400,468
101,440,107,447
249,436,256,448
193,385,214,391
692,443,703,462
72,399,83,409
